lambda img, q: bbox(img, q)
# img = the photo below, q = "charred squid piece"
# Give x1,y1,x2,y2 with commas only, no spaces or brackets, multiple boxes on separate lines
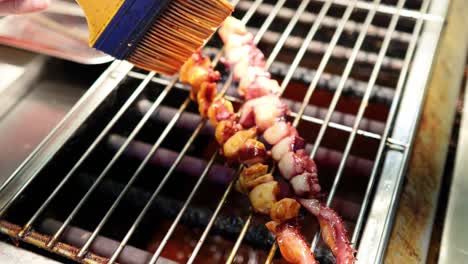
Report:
207,97,235,126
248,43,268,68
300,199,356,264
232,45,268,81
239,94,288,131
249,181,280,215
270,198,301,223
238,67,270,98
276,150,321,199
290,172,321,198
218,16,249,42
222,127,257,160
238,67,281,100
245,76,281,100
271,135,306,161
224,33,253,51
237,166,302,223
215,119,242,145
223,34,255,74
179,51,210,83
266,221,319,264
232,52,252,78
197,82,217,117
180,51,220,100
278,150,318,181
236,163,271,193
263,121,299,146
238,139,267,165
224,34,254,68
186,66,209,100
220,17,281,99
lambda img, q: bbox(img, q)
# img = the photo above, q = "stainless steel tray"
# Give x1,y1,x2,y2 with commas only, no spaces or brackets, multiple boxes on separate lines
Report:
0,0,112,64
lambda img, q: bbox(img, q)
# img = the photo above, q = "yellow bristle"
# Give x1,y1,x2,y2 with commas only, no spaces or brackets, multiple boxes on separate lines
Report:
128,0,233,75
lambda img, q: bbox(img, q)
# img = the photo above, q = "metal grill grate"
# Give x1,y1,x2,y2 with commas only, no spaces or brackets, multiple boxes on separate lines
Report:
0,0,448,263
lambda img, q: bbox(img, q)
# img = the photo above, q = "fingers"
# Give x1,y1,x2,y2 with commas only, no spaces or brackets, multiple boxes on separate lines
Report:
0,0,50,15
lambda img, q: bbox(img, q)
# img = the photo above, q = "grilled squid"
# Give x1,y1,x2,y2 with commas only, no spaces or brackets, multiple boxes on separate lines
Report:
179,51,220,101
180,51,270,168
177,15,355,264
219,16,355,264
263,121,299,145
300,199,356,264
266,221,318,264
179,51,307,261
239,94,288,131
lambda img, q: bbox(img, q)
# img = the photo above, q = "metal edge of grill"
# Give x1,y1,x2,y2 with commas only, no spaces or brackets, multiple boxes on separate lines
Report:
356,0,449,262
0,0,451,263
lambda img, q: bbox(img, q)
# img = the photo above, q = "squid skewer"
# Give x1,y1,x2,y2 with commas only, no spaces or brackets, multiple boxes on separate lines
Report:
219,16,355,264
178,16,354,263
179,52,316,263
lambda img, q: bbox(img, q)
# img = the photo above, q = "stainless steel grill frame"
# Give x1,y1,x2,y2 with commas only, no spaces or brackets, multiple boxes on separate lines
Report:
0,0,450,263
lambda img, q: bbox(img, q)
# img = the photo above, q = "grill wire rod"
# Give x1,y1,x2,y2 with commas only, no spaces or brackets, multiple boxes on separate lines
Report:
351,0,432,246
310,0,408,251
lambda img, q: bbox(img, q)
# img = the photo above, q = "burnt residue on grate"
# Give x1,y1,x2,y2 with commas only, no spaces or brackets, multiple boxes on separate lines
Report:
73,173,275,250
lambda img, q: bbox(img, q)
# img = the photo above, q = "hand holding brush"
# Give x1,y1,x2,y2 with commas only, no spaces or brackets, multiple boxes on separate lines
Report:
0,0,49,15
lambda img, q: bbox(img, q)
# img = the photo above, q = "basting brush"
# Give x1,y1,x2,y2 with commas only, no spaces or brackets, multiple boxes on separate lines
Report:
76,0,233,75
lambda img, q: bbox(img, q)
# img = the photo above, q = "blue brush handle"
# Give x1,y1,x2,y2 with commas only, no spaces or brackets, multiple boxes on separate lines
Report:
94,0,171,59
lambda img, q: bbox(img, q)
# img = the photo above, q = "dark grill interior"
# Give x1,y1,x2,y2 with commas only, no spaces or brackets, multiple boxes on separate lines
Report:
0,0,442,263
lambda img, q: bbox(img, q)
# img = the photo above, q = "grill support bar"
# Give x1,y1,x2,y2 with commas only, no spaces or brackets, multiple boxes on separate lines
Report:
128,72,409,150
